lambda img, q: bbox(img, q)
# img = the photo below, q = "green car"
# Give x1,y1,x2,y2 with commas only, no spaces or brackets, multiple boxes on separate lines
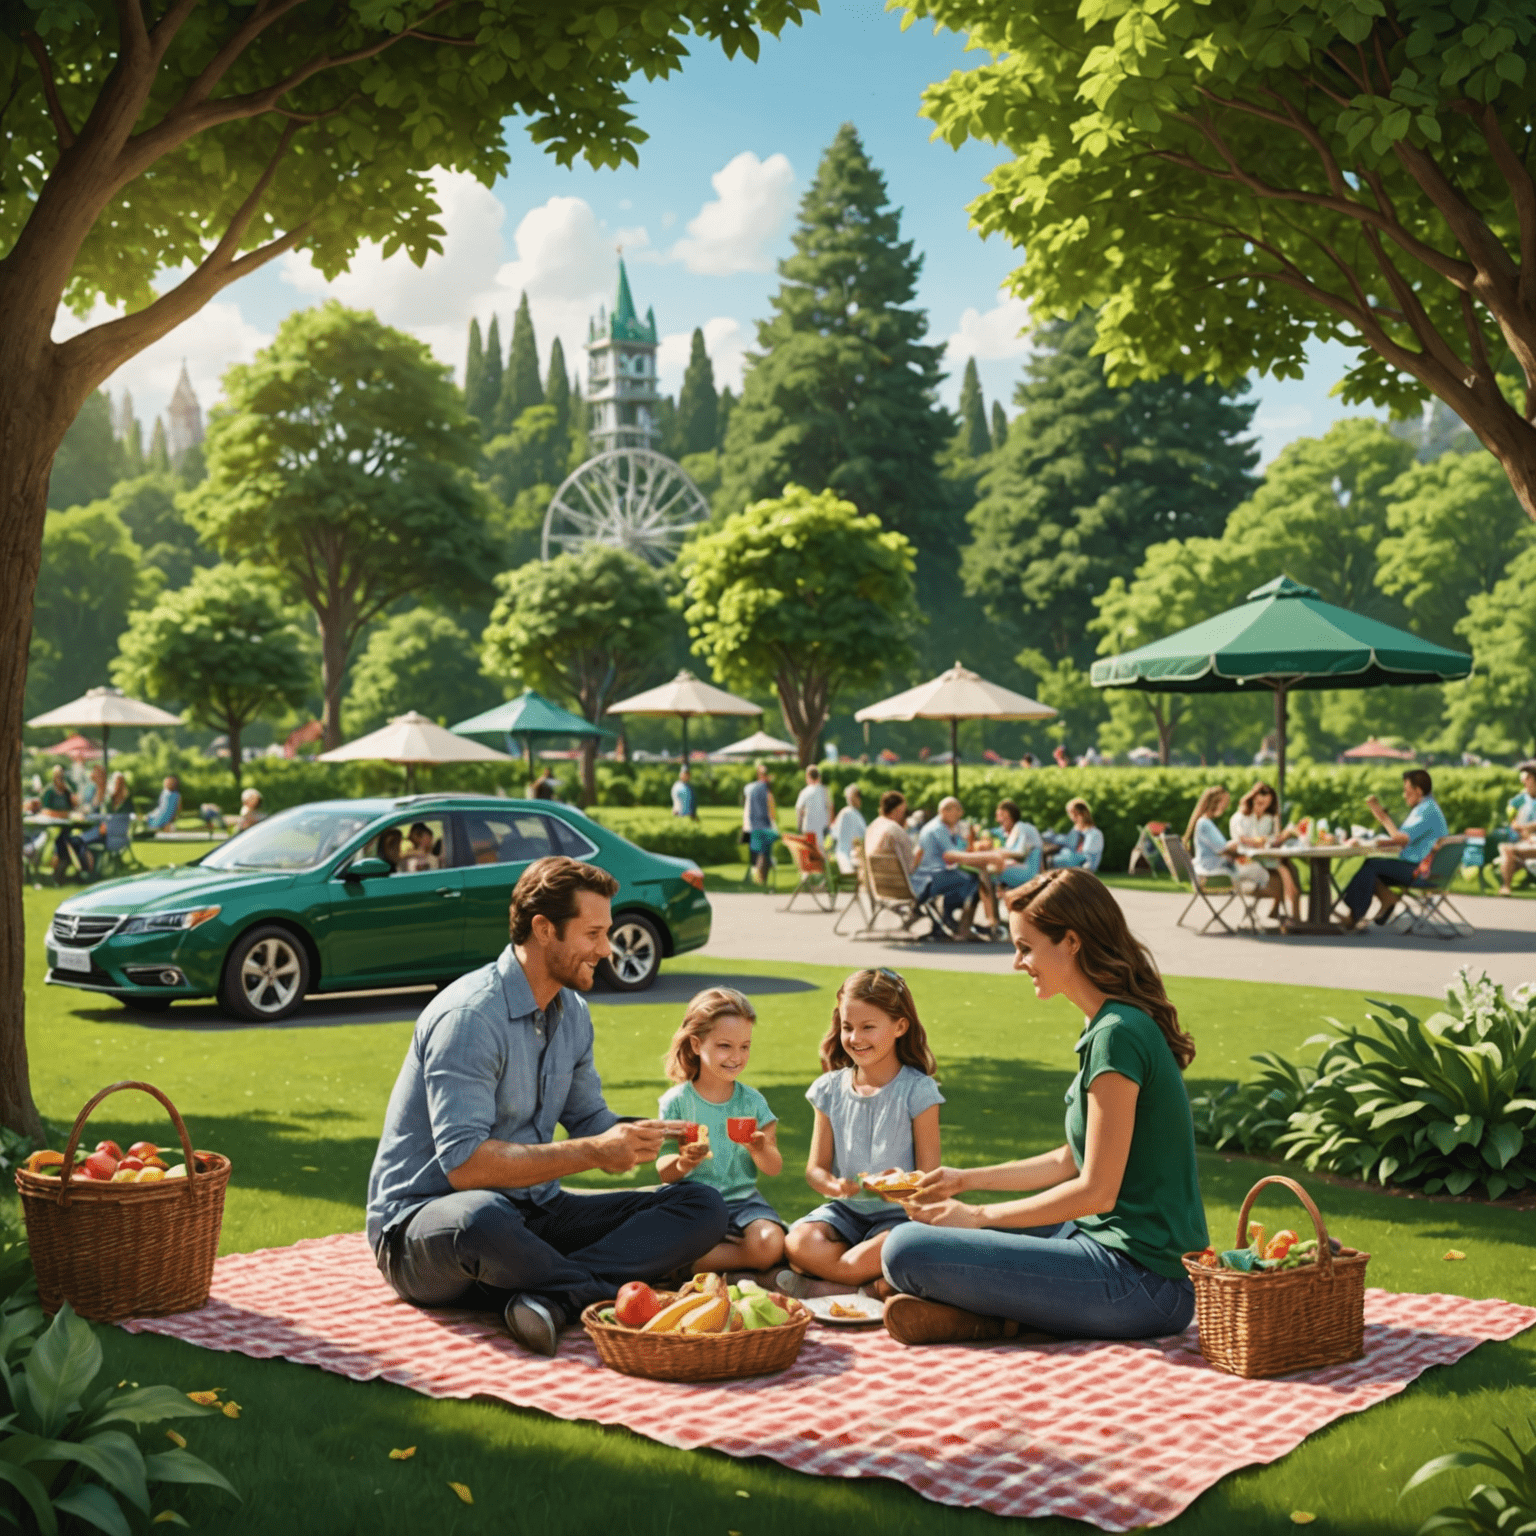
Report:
44,795,711,1021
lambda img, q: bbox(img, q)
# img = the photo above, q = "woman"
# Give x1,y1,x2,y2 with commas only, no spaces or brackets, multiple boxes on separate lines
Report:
878,868,1207,1345
1049,798,1104,872
1229,781,1300,922
78,772,134,861
1186,786,1270,902
40,765,88,878
988,798,1043,889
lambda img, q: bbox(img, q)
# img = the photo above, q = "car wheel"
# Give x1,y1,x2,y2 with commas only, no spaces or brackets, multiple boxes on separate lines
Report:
219,925,311,1022
600,912,663,992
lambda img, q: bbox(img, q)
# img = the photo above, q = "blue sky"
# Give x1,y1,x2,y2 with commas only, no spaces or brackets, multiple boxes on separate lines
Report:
92,2,1375,463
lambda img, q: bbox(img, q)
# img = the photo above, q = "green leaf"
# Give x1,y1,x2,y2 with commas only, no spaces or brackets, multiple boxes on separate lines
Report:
51,1483,131,1536
23,1303,102,1438
143,1448,240,1500
1483,1120,1523,1169
0,1461,58,1536
88,1386,215,1429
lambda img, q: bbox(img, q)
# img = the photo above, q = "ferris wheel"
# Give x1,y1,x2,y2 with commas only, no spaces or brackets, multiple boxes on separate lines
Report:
541,448,710,565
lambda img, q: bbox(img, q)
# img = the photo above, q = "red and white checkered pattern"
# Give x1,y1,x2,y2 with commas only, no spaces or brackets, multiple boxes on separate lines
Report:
121,1232,1535,1529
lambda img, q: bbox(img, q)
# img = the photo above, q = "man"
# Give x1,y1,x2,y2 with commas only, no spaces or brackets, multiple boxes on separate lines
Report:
366,857,728,1357
1498,759,1536,895
743,762,778,883
917,796,998,935
1341,768,1449,929
794,764,831,849
670,764,697,821
865,791,980,938
829,782,866,876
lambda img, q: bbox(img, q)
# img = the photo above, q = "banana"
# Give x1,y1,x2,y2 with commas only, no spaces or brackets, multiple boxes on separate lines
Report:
678,1295,729,1334
641,1294,708,1333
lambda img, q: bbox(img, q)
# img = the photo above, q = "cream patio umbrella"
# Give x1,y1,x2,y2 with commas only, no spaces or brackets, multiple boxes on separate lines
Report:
318,710,512,794
27,686,182,776
855,662,1057,796
605,669,762,765
713,728,798,759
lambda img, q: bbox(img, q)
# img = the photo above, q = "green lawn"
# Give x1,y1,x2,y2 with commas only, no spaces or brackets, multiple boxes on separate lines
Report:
9,842,1534,1533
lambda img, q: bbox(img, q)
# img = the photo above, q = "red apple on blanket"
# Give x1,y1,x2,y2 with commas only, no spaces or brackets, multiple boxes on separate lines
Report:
615,1282,661,1328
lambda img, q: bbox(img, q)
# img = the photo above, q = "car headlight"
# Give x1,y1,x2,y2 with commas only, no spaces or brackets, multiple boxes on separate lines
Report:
118,906,222,935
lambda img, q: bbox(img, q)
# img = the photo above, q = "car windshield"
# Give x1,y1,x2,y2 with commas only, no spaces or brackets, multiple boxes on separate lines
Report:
200,806,377,871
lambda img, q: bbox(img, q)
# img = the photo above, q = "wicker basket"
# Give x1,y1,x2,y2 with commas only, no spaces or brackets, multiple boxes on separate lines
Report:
1183,1175,1369,1379
581,1297,812,1382
15,1080,231,1323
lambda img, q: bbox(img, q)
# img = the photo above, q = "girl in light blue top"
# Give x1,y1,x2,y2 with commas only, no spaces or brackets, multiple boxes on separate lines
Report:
992,797,1043,888
783,968,943,1291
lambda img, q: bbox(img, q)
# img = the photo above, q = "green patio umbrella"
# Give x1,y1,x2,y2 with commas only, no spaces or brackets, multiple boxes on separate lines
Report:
1089,575,1473,810
451,689,612,781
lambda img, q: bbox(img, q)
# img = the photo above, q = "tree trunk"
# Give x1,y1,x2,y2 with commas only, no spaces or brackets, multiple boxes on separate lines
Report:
580,738,596,806
1155,703,1174,767
227,718,243,796
319,619,348,750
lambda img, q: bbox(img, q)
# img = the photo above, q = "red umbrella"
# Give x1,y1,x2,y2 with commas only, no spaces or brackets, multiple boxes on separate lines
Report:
45,734,102,762
1340,737,1416,761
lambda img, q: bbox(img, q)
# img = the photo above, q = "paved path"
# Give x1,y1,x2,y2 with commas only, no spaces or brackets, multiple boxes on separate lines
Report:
699,887,1536,998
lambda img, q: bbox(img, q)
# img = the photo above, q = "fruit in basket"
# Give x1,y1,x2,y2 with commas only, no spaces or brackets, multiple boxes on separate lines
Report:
136,1167,166,1183
164,1164,187,1180
738,1293,789,1330
143,1155,168,1170
22,1150,63,1176
82,1150,118,1180
678,1295,730,1334
1246,1223,1266,1258
641,1294,712,1333
615,1282,661,1328
95,1139,124,1160
128,1141,160,1161
111,1167,138,1182
118,1156,145,1174
1264,1230,1300,1262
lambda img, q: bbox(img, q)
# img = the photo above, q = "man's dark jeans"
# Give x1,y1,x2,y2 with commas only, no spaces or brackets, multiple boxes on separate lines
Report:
377,1182,728,1323
1342,856,1420,919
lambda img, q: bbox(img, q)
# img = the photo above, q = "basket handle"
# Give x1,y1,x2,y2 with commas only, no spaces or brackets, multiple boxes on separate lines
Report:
1235,1174,1334,1278
54,1080,200,1209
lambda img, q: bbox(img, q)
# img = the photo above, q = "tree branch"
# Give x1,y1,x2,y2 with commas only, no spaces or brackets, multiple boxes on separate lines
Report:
1472,102,1536,313
21,32,75,150
1460,287,1495,386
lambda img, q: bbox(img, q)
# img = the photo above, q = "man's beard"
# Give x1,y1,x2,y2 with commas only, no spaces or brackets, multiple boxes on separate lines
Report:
547,943,597,992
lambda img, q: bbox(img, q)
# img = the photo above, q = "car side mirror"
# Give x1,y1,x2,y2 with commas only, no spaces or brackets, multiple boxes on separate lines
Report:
343,857,392,881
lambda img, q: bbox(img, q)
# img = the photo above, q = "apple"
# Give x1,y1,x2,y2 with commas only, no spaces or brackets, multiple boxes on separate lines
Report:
614,1281,661,1329
127,1141,160,1161
142,1155,167,1170
82,1151,118,1181
117,1156,145,1173
95,1139,123,1160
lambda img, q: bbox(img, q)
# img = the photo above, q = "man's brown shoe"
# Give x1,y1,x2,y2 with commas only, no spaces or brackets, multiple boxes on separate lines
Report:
884,1294,1012,1345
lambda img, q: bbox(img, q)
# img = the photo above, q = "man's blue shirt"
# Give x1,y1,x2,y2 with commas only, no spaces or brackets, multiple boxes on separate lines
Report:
1399,796,1448,866
916,816,964,878
365,948,617,1251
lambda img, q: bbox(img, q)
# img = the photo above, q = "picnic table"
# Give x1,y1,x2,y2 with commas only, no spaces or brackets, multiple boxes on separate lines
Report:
1269,839,1386,934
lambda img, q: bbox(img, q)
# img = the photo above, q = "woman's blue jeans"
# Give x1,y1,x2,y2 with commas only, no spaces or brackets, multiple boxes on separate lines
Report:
882,1220,1195,1339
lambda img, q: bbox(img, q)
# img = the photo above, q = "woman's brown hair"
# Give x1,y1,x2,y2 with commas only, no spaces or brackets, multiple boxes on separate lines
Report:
1065,796,1095,828
1238,781,1277,818
819,968,937,1076
1183,785,1230,848
1005,869,1196,1069
664,986,757,1083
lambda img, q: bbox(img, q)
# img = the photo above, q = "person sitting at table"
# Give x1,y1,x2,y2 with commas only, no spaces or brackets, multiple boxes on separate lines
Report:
1228,780,1300,923
917,796,997,937
989,798,1043,889
1185,786,1270,901
1340,768,1449,929
78,763,108,816
40,765,89,878
143,775,181,832
829,782,866,877
234,787,265,832
1497,759,1536,896
1048,798,1104,872
79,773,134,859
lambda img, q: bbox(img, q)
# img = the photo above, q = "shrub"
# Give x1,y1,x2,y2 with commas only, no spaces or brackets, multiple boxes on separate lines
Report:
1400,1421,1536,1535
1191,970,1536,1200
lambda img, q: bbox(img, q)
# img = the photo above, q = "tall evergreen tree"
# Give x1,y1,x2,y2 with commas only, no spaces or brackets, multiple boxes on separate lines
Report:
716,124,951,561
146,417,172,474
676,328,719,456
480,314,504,441
546,337,571,441
957,357,990,458
990,401,1009,454
47,390,124,509
715,385,735,451
463,317,487,430
964,312,1259,668
498,291,543,433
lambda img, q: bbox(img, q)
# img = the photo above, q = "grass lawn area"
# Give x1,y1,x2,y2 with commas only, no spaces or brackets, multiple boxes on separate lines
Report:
9,841,1534,1533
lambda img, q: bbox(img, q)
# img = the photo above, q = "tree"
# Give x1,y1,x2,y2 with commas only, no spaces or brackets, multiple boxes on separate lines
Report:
990,401,1009,454
964,312,1258,667
957,357,990,459
716,125,953,563
483,405,569,505
1448,544,1536,757
344,609,488,738
187,304,495,752
481,548,676,801
906,0,1536,521
146,419,171,474
47,391,123,510
498,292,544,434
27,507,155,719
464,319,488,434
479,316,506,442
77,473,215,592
676,328,719,456
679,484,917,765
546,338,572,444
0,0,813,1138
113,565,311,792
716,385,737,451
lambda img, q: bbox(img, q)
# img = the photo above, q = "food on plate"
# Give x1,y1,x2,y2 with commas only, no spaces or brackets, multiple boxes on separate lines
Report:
614,1282,661,1328
828,1301,869,1319
861,1170,924,1199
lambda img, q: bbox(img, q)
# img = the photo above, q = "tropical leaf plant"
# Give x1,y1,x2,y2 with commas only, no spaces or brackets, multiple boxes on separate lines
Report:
1400,1420,1536,1535
0,1299,237,1533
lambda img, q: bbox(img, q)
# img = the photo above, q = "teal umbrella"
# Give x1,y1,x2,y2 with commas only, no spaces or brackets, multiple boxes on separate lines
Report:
1090,575,1472,808
451,689,613,781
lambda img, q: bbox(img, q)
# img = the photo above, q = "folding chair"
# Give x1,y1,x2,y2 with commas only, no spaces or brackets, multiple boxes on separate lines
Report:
780,833,837,913
832,839,872,934
1386,836,1475,939
849,848,951,940
1127,821,1169,876
1158,833,1261,935
86,813,144,883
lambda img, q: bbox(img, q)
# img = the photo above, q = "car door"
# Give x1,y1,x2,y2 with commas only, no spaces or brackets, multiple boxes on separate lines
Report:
323,814,465,986
452,809,598,965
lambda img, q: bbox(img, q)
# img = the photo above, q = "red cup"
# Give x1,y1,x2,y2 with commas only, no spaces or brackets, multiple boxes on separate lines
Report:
678,1122,701,1145
726,1117,757,1144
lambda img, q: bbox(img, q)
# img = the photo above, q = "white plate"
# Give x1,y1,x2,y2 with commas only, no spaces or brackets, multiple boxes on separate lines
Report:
54,947,92,974
802,1293,886,1326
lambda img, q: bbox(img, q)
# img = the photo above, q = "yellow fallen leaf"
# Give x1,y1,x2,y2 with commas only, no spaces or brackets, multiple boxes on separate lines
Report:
165,1430,186,1449
1291,1514,1316,1525
186,1390,222,1405
448,1482,474,1505
388,1447,416,1461
1444,1249,1466,1261
221,1401,241,1418
736,1489,750,1498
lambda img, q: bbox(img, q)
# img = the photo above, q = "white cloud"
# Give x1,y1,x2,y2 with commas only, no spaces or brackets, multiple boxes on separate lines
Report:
658,316,750,398
672,152,795,276
945,288,1033,365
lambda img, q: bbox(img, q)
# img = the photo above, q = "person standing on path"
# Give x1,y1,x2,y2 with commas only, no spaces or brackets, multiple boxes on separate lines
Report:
743,762,779,883
795,764,831,851
671,763,698,821
367,857,728,1357
878,868,1206,1346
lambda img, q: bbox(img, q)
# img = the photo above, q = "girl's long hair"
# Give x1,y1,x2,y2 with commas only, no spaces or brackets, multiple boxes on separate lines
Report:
1064,796,1094,828
1238,781,1277,818
1184,785,1229,847
1005,869,1196,1069
664,986,756,1083
820,968,937,1076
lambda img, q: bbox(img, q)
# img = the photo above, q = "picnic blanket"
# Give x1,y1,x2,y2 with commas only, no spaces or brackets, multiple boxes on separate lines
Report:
121,1231,1536,1529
